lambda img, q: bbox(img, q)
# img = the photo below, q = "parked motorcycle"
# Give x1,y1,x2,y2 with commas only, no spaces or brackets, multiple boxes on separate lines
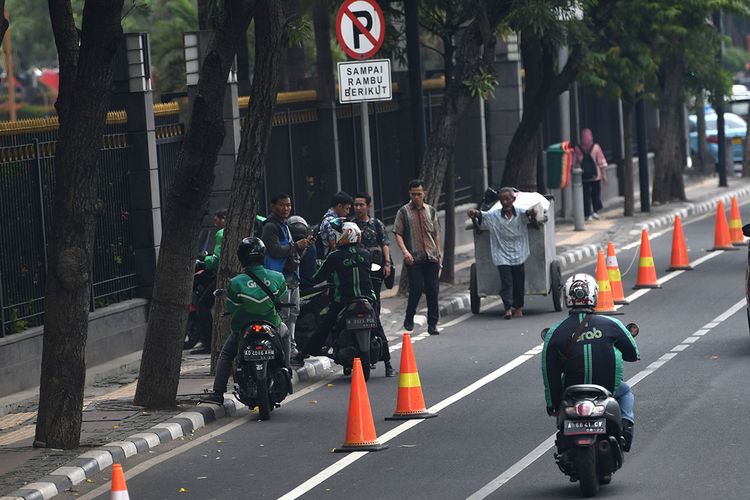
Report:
329,263,385,381
542,323,639,497
183,259,215,350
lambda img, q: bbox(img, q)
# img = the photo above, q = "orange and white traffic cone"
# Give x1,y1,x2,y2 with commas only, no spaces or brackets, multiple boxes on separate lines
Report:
386,333,437,420
711,200,737,251
729,196,745,246
633,229,660,289
666,216,692,271
594,249,617,313
333,358,388,452
606,242,628,305
110,464,130,500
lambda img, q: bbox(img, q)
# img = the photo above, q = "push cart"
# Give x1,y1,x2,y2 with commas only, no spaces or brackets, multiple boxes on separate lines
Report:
468,193,563,314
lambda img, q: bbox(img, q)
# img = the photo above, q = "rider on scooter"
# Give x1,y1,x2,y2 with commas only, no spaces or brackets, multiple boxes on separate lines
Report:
296,222,379,372
541,273,640,451
203,237,289,405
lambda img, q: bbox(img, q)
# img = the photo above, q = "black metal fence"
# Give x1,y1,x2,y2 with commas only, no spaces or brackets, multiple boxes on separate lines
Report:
0,118,137,336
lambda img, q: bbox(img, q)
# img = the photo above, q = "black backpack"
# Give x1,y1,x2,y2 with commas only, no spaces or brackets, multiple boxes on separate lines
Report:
577,145,598,180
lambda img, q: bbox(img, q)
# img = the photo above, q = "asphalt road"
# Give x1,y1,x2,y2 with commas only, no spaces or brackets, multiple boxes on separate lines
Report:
64,204,750,500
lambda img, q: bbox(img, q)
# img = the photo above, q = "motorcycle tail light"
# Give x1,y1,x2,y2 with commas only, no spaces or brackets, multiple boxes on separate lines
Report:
576,401,596,417
251,324,264,333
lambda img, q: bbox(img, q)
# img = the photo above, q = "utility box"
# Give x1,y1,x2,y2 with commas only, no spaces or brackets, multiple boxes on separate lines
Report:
546,141,573,190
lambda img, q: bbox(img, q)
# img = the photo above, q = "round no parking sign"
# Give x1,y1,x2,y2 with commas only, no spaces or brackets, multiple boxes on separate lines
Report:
336,0,386,60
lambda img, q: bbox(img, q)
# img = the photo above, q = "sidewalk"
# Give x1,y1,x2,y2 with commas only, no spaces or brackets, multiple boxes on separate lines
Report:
2,173,750,499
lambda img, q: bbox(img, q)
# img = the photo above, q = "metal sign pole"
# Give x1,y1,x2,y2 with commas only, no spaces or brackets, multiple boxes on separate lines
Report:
360,101,375,218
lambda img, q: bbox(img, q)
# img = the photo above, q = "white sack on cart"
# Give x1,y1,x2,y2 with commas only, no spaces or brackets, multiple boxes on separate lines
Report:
486,190,550,223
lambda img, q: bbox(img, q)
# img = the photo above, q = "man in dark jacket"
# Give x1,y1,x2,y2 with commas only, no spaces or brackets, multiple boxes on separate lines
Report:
542,273,639,451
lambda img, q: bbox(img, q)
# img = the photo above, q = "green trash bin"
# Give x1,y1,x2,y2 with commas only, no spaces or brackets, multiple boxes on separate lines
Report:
546,141,573,190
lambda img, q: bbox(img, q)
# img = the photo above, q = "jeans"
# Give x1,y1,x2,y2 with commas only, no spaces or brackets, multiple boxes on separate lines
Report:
614,382,634,423
405,260,440,328
281,284,300,350
582,180,603,217
498,264,525,310
213,322,289,395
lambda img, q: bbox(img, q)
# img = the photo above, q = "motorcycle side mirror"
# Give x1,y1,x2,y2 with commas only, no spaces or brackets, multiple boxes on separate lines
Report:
540,328,550,341
213,288,227,297
371,263,382,273
626,323,639,337
743,223,750,238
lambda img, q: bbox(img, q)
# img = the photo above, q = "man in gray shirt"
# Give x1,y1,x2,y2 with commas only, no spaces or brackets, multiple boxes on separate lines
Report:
468,187,537,320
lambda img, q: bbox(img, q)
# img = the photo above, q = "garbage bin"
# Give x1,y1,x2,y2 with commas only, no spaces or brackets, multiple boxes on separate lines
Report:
546,141,573,190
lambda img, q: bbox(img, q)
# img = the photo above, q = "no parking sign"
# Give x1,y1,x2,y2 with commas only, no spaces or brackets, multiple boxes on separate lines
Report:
336,0,386,60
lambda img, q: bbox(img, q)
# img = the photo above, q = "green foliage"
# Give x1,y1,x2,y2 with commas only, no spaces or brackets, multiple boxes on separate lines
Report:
462,67,498,100
287,15,313,48
723,45,748,74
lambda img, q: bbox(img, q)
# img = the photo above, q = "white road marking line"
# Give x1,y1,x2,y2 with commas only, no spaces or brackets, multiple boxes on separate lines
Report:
671,344,689,352
683,337,699,344
693,329,710,336
465,297,745,499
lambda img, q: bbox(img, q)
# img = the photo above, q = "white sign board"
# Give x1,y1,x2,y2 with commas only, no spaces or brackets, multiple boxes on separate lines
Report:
337,59,392,103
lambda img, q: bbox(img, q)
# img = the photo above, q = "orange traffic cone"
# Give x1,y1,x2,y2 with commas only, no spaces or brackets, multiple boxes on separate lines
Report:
333,358,388,453
633,229,660,289
606,242,628,305
729,196,745,246
594,250,617,313
666,216,693,271
385,333,437,420
110,464,130,500
711,200,737,251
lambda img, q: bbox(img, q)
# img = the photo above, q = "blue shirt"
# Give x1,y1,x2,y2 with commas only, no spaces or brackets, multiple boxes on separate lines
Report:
480,205,532,266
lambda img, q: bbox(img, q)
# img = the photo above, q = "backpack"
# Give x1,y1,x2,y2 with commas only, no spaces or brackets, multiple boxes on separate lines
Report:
577,145,598,180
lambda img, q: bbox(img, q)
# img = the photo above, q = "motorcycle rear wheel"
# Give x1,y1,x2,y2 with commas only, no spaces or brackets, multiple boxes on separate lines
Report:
257,380,271,421
576,446,599,497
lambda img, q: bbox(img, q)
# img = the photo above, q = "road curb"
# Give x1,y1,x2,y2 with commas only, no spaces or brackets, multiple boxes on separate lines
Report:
1,400,239,500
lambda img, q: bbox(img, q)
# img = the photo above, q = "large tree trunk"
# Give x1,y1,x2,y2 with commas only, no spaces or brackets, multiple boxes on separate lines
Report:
622,98,635,216
134,0,256,409
652,54,686,204
35,0,124,450
0,2,8,45
312,0,334,102
211,0,287,372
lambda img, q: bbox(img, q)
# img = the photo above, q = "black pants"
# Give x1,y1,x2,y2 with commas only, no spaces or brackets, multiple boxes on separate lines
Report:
371,277,390,363
405,261,440,328
498,263,525,310
582,180,603,217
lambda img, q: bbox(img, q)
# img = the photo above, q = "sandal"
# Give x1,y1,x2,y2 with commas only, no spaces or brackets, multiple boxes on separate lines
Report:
504,310,512,320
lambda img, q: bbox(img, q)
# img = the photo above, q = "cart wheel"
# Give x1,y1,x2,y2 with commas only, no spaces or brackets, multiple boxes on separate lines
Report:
470,263,481,314
550,260,563,312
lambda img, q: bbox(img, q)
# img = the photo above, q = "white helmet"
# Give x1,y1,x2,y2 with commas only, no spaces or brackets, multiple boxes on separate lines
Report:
335,221,361,246
564,273,598,309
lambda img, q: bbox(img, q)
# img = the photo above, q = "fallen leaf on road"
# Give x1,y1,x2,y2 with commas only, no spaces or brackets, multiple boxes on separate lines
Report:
710,355,720,360
309,400,318,404
179,488,188,493
85,479,93,483
141,411,150,416
197,477,207,480
327,384,334,388
399,444,417,448
216,439,224,444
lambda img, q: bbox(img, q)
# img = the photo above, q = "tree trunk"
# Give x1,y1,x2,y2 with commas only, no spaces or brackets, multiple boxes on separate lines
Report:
211,0,287,372
312,0,334,102
35,0,124,450
440,158,455,283
622,98,635,216
696,93,711,175
134,0,256,409
652,54,686,204
0,2,8,46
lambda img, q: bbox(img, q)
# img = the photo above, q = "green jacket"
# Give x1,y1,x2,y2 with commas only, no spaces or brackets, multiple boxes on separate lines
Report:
203,228,224,273
226,264,287,332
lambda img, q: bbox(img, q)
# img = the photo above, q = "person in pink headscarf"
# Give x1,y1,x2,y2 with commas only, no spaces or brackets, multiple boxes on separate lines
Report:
573,128,608,220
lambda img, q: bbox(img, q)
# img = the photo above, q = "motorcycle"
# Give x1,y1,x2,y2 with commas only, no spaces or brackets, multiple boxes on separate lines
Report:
329,263,385,381
542,323,639,497
183,259,215,350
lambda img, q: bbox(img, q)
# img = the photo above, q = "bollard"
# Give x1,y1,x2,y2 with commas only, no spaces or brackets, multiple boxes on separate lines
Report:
572,166,585,231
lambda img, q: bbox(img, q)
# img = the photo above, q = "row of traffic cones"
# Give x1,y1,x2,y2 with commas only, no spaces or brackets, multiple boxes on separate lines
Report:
334,333,435,453
593,195,745,314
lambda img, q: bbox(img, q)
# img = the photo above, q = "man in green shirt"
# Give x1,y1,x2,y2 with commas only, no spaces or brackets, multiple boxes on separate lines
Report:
203,237,289,405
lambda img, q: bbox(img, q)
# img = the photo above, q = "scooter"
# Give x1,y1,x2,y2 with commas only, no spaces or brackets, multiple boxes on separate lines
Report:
542,323,639,497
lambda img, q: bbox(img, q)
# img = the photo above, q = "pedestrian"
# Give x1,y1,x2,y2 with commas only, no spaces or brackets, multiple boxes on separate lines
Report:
573,128,608,221
318,191,353,255
468,187,537,319
261,193,314,366
393,179,441,335
353,193,396,377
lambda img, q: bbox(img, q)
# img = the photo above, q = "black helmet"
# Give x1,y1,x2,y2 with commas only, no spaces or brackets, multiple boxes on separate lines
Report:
237,237,265,266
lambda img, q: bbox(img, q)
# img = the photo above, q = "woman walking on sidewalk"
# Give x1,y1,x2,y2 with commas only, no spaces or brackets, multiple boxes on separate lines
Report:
574,128,608,221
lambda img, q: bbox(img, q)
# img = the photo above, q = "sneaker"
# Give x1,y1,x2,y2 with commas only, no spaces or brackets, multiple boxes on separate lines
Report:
592,212,601,220
621,420,634,452
585,216,593,222
384,362,397,377
428,325,440,335
200,393,224,405
403,318,414,331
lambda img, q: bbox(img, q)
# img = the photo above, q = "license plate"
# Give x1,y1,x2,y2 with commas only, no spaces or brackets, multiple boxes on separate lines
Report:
243,348,275,361
345,317,378,329
563,419,606,435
